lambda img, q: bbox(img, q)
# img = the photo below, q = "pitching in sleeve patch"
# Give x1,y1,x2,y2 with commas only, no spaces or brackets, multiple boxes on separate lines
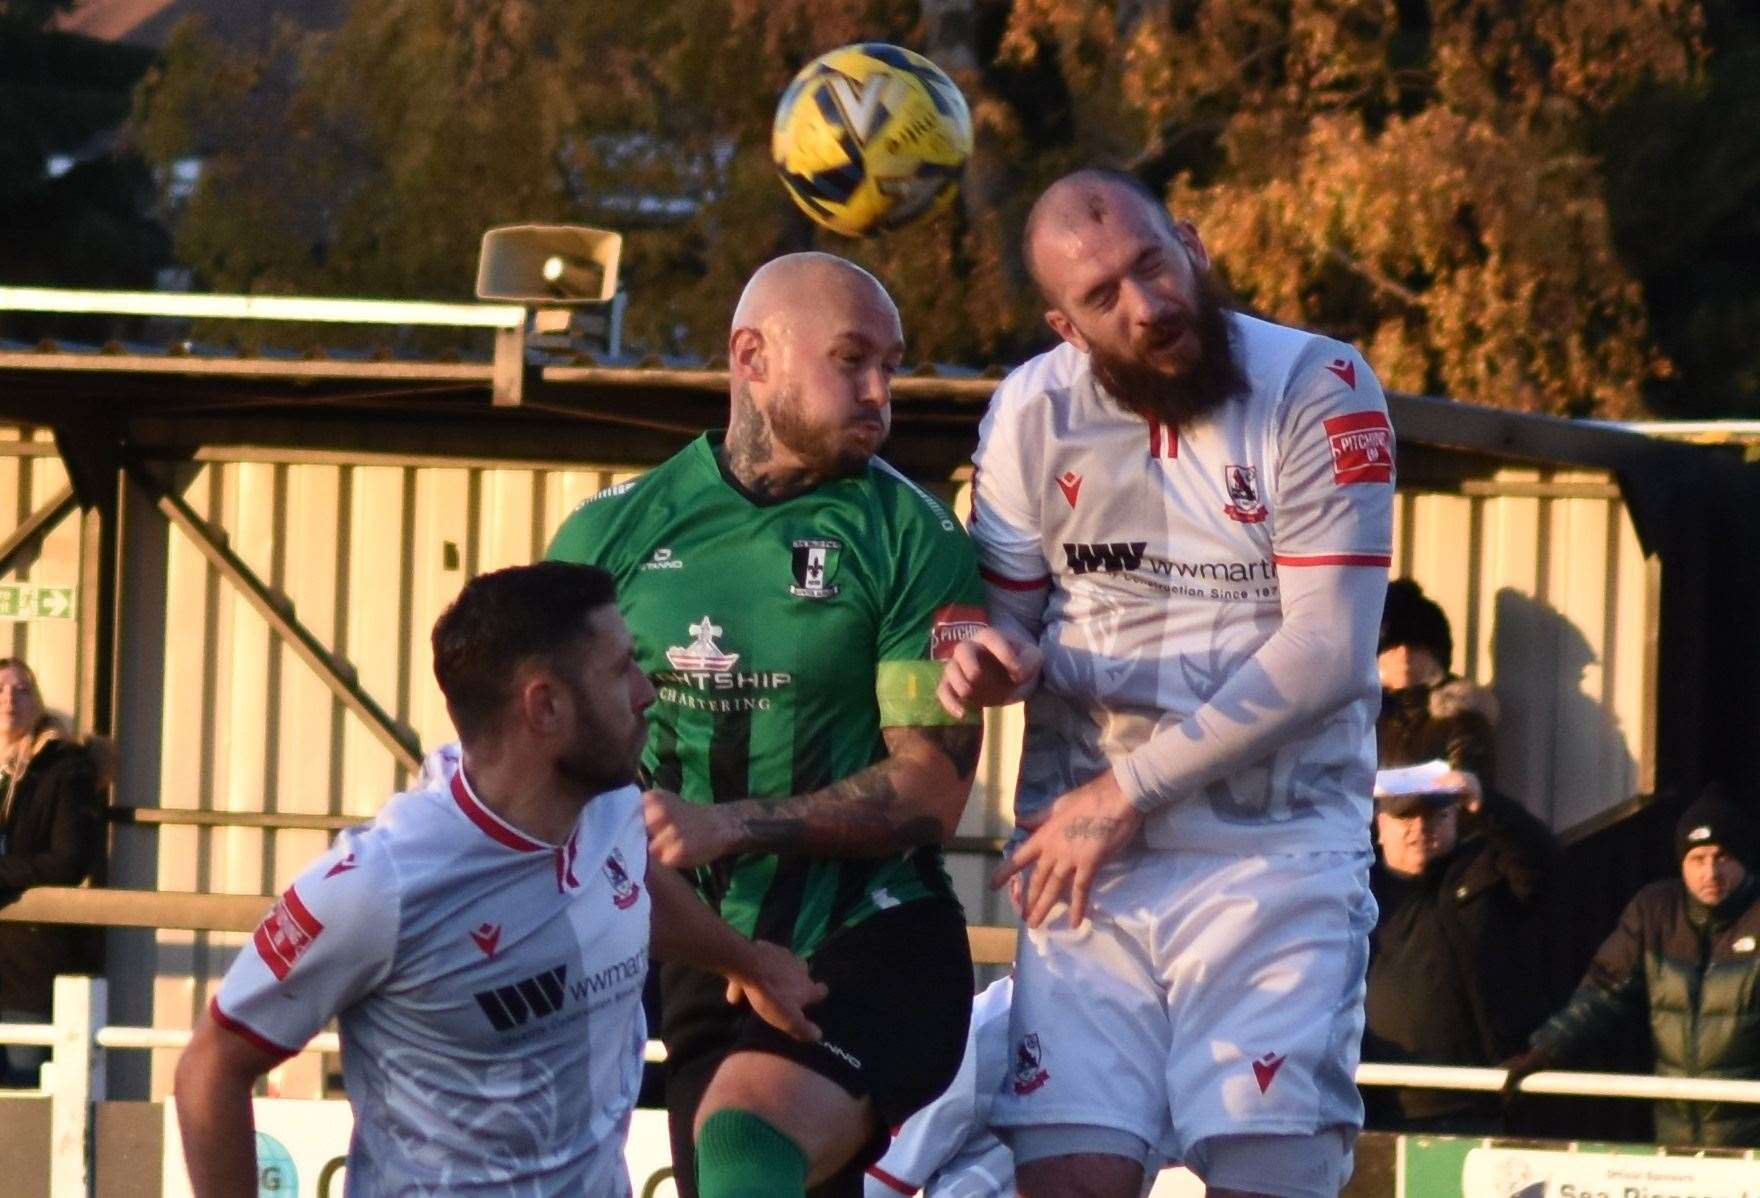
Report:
1323,411,1394,485
253,885,324,981
929,604,988,662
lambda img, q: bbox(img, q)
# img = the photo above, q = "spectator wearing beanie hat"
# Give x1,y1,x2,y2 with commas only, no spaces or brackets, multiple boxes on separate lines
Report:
1365,588,1558,1134
1676,792,1756,907
1377,580,1499,787
1502,786,1760,1147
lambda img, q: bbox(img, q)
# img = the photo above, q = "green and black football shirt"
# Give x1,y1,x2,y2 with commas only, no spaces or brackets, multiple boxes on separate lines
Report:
546,433,986,956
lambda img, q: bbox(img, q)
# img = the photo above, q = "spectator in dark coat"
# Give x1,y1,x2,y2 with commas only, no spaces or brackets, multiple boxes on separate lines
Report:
1366,579,1562,1129
1378,579,1498,784
1363,766,1560,1132
0,658,104,1086
1503,789,1760,1147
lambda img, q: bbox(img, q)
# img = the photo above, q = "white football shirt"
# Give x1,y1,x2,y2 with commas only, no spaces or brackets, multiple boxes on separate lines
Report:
212,769,651,1196
970,312,1394,855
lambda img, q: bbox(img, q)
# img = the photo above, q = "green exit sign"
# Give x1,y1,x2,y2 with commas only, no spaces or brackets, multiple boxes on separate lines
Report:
0,584,76,620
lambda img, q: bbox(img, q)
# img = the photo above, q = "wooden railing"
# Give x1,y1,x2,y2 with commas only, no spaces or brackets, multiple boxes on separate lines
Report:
0,886,1021,965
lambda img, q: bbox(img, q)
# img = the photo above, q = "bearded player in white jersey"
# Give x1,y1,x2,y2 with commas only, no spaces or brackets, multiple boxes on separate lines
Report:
939,169,1393,1198
175,562,825,1196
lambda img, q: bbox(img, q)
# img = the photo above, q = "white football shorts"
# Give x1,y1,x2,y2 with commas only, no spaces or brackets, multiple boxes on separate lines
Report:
991,848,1375,1176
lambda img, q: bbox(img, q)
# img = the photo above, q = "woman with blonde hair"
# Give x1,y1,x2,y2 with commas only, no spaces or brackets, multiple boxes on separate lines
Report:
0,657,103,1086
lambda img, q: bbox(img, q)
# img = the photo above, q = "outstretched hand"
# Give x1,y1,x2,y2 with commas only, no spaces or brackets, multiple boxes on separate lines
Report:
1498,1047,1552,1095
726,941,828,1043
937,627,1044,718
1438,768,1484,813
993,769,1141,929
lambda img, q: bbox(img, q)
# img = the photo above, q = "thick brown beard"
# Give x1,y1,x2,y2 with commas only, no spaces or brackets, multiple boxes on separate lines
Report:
767,384,885,479
1088,269,1248,427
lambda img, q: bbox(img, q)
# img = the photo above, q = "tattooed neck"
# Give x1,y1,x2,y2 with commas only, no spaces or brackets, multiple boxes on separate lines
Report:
726,460,821,502
722,386,820,500
724,382,774,483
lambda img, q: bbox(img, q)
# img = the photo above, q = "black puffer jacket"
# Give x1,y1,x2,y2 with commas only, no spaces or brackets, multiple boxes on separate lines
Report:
1530,877,1760,1147
0,732,104,1015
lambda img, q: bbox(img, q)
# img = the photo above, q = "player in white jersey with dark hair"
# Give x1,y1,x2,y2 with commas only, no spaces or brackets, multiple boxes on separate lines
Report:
939,169,1393,1198
175,561,825,1197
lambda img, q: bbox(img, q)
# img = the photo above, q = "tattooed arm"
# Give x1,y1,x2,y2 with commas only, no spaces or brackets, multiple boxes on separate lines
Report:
644,723,982,867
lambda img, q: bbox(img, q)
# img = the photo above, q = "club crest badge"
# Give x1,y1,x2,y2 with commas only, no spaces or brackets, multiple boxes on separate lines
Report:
1011,1033,1050,1095
790,538,842,599
1222,464,1267,524
603,848,642,910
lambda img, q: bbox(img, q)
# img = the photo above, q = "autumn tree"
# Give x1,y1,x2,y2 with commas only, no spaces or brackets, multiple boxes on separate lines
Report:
131,0,1739,417
1590,0,1760,418
995,0,1705,416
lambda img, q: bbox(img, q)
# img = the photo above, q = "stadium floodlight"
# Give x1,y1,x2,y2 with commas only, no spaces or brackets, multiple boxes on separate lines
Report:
476,224,626,358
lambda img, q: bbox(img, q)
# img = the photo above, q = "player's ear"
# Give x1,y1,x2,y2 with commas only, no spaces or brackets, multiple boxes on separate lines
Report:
1173,220,1210,275
730,327,767,384
1045,309,1088,353
515,670,563,736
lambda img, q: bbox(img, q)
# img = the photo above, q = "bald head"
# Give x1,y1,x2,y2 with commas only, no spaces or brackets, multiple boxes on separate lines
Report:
1023,169,1180,302
722,252,903,493
732,252,898,335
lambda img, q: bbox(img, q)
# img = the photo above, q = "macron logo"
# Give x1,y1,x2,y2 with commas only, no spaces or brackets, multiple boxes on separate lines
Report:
470,922,502,959
1325,359,1357,389
1252,1052,1287,1093
1056,471,1082,507
323,853,357,879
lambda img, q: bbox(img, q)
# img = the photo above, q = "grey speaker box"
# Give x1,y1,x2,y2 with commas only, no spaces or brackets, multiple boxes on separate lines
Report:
475,225,622,304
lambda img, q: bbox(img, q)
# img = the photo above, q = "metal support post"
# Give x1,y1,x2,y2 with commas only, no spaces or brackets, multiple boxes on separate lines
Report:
48,975,106,1198
52,420,122,741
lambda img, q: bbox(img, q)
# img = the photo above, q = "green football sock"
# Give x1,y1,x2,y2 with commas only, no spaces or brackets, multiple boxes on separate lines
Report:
694,1108,809,1198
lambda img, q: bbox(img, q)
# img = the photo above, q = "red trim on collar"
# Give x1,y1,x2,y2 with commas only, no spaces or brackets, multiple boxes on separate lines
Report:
450,769,548,853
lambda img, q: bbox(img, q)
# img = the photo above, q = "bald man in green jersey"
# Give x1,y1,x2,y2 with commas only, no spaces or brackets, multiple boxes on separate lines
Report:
549,254,999,1198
